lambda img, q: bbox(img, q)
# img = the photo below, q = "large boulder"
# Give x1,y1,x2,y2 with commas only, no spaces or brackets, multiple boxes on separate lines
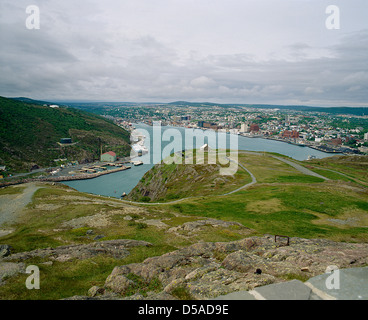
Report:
105,274,136,295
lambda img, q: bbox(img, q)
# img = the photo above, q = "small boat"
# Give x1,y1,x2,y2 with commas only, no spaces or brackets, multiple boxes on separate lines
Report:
132,160,143,166
121,192,126,198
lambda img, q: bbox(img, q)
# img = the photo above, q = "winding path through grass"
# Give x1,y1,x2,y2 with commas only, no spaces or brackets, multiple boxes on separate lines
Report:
271,155,330,181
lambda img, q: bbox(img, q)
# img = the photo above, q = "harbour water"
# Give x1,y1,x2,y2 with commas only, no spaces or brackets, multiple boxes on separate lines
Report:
63,123,341,198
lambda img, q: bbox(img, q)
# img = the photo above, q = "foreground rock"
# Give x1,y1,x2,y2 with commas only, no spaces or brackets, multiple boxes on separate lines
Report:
71,236,368,300
0,261,26,285
0,244,11,258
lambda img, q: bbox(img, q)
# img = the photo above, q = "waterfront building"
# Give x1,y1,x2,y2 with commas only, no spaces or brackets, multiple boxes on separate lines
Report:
101,151,117,162
250,124,260,132
240,123,249,133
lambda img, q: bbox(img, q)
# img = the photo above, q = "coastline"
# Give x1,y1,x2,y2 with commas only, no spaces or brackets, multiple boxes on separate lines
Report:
170,124,346,155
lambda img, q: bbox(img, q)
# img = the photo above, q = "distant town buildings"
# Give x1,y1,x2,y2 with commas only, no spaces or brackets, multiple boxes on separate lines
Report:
328,138,343,146
240,123,249,133
108,103,368,155
197,121,205,127
250,124,260,132
282,130,299,139
198,121,220,130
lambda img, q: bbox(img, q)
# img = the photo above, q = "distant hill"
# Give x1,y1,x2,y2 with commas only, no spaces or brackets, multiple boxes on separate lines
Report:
0,96,131,172
10,97,54,106
168,101,368,116
64,100,368,116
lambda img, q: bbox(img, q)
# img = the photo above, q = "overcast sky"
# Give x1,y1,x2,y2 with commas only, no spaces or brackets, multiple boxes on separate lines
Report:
0,0,367,106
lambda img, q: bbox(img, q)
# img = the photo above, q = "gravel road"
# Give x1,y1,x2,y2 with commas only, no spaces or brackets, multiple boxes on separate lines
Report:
0,183,42,228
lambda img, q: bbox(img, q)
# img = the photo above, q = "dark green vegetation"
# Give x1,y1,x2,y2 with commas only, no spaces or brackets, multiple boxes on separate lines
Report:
0,96,130,173
10,97,53,106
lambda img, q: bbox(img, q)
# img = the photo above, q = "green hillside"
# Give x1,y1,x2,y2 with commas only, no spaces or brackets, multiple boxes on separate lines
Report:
0,96,131,172
127,154,252,202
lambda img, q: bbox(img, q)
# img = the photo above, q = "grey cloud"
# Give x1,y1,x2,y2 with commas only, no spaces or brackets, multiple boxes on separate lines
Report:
0,1,367,106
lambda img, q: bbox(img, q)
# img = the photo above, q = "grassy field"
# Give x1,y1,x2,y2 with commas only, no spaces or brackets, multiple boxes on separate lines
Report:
165,183,368,242
0,152,367,299
305,155,368,185
0,186,26,196
157,152,368,242
237,152,325,183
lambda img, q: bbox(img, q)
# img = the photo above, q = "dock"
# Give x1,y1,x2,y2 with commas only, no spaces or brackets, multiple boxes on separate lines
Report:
45,165,132,182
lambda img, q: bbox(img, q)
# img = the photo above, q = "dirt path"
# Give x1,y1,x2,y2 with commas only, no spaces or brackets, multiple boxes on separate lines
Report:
0,183,42,228
271,156,330,180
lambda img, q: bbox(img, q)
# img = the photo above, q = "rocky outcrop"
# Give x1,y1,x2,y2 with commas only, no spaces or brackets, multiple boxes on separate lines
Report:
166,218,252,239
5,235,367,300
0,261,26,285
2,239,152,263
74,236,368,299
168,218,244,234
79,236,368,300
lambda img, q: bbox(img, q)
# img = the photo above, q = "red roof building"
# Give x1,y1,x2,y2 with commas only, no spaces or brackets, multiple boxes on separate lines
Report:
250,124,260,132
100,151,117,162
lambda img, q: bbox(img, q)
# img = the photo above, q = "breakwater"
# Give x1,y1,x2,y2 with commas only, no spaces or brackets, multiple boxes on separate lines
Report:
0,166,131,188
